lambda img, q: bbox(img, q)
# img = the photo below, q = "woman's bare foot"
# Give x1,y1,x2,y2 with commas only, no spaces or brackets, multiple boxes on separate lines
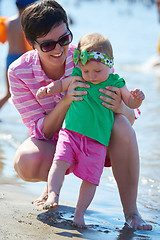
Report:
43,191,59,210
125,211,152,230
72,211,87,229
32,185,48,206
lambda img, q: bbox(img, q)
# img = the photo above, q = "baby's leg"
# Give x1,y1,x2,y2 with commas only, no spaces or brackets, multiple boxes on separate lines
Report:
73,180,97,228
43,160,71,210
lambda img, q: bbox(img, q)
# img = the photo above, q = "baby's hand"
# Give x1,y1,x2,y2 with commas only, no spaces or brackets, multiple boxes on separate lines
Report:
36,86,50,98
130,88,145,102
36,82,55,99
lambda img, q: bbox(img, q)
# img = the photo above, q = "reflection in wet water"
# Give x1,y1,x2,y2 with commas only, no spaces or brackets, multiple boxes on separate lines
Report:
0,133,24,185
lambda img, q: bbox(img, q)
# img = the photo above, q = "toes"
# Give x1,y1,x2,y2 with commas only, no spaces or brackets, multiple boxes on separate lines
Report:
43,203,58,210
137,224,152,231
32,195,48,206
147,225,152,231
137,224,144,230
125,213,152,231
72,222,87,229
32,200,45,206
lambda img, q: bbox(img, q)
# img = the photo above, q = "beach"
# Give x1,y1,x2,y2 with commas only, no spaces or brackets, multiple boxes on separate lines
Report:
0,0,160,239
1,184,156,240
1,184,100,240
1,184,111,240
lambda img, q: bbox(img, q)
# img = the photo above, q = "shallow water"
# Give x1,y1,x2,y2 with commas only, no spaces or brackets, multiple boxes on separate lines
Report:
0,0,160,239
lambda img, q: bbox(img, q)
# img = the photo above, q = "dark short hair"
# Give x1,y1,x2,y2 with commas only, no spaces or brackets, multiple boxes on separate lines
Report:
21,0,69,44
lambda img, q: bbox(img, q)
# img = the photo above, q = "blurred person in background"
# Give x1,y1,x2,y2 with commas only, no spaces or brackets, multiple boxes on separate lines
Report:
156,0,160,56
0,0,38,111
156,0,160,21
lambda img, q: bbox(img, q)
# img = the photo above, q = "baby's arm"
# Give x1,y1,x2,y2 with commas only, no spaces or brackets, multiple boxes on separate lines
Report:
36,82,56,98
120,85,145,109
36,76,75,99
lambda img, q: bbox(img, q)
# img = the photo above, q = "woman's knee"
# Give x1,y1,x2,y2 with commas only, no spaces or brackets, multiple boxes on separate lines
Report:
112,114,136,143
14,138,55,181
14,150,41,181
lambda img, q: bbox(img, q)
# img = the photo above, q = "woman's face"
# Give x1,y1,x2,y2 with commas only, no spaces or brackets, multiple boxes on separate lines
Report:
34,23,70,72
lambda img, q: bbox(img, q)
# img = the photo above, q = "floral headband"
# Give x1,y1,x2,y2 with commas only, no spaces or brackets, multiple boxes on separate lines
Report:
73,48,114,68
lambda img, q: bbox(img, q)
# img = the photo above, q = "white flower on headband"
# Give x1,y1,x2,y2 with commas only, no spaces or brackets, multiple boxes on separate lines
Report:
90,52,105,60
104,58,113,66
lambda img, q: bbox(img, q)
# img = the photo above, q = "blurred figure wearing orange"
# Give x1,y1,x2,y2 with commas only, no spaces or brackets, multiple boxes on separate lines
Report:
156,0,160,55
0,0,37,110
156,0,160,20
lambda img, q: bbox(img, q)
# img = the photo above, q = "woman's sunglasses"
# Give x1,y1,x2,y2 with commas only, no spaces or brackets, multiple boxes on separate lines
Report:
34,30,73,52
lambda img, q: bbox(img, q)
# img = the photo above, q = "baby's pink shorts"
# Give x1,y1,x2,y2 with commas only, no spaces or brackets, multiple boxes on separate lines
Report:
53,129,107,185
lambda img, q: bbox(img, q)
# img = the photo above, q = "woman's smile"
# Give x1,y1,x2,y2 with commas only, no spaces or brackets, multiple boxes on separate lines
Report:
51,51,63,58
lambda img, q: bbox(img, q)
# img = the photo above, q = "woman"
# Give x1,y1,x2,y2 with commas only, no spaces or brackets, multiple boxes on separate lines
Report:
8,0,152,230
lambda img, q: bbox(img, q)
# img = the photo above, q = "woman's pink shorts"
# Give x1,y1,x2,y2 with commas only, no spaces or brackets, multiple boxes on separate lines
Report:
53,129,107,185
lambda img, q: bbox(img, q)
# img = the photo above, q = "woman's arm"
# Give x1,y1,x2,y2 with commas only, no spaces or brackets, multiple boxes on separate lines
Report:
99,86,136,125
8,68,53,139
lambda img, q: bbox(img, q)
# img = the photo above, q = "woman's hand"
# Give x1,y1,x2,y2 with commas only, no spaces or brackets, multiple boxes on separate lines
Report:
99,86,123,113
64,76,90,104
99,86,136,125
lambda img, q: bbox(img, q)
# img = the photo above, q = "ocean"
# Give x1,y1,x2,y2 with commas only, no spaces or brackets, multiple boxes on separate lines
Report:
0,0,160,239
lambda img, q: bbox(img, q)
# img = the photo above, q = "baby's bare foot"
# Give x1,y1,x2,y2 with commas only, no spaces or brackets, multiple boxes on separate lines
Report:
43,202,58,210
72,222,87,229
32,185,48,206
125,212,152,230
43,192,59,210
73,212,87,229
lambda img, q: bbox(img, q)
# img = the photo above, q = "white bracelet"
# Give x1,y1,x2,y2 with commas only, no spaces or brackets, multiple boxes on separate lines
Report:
134,108,141,120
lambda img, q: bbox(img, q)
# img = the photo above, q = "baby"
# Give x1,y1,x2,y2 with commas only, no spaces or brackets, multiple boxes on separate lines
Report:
36,33,145,228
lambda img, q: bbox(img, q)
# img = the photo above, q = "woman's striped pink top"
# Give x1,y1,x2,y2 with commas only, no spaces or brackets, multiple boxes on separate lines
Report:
8,45,76,140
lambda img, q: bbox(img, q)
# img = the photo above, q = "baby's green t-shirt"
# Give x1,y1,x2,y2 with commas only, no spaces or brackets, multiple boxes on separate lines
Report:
62,67,125,146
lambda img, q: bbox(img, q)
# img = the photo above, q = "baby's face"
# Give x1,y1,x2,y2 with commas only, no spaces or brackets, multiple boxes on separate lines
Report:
80,61,110,84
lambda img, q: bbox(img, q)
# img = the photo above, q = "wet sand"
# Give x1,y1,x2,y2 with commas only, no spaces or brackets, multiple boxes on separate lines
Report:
1,184,84,240
0,184,115,240
1,183,143,240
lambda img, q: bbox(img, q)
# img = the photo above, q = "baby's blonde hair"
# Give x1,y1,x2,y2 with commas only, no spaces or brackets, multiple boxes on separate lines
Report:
77,33,113,58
